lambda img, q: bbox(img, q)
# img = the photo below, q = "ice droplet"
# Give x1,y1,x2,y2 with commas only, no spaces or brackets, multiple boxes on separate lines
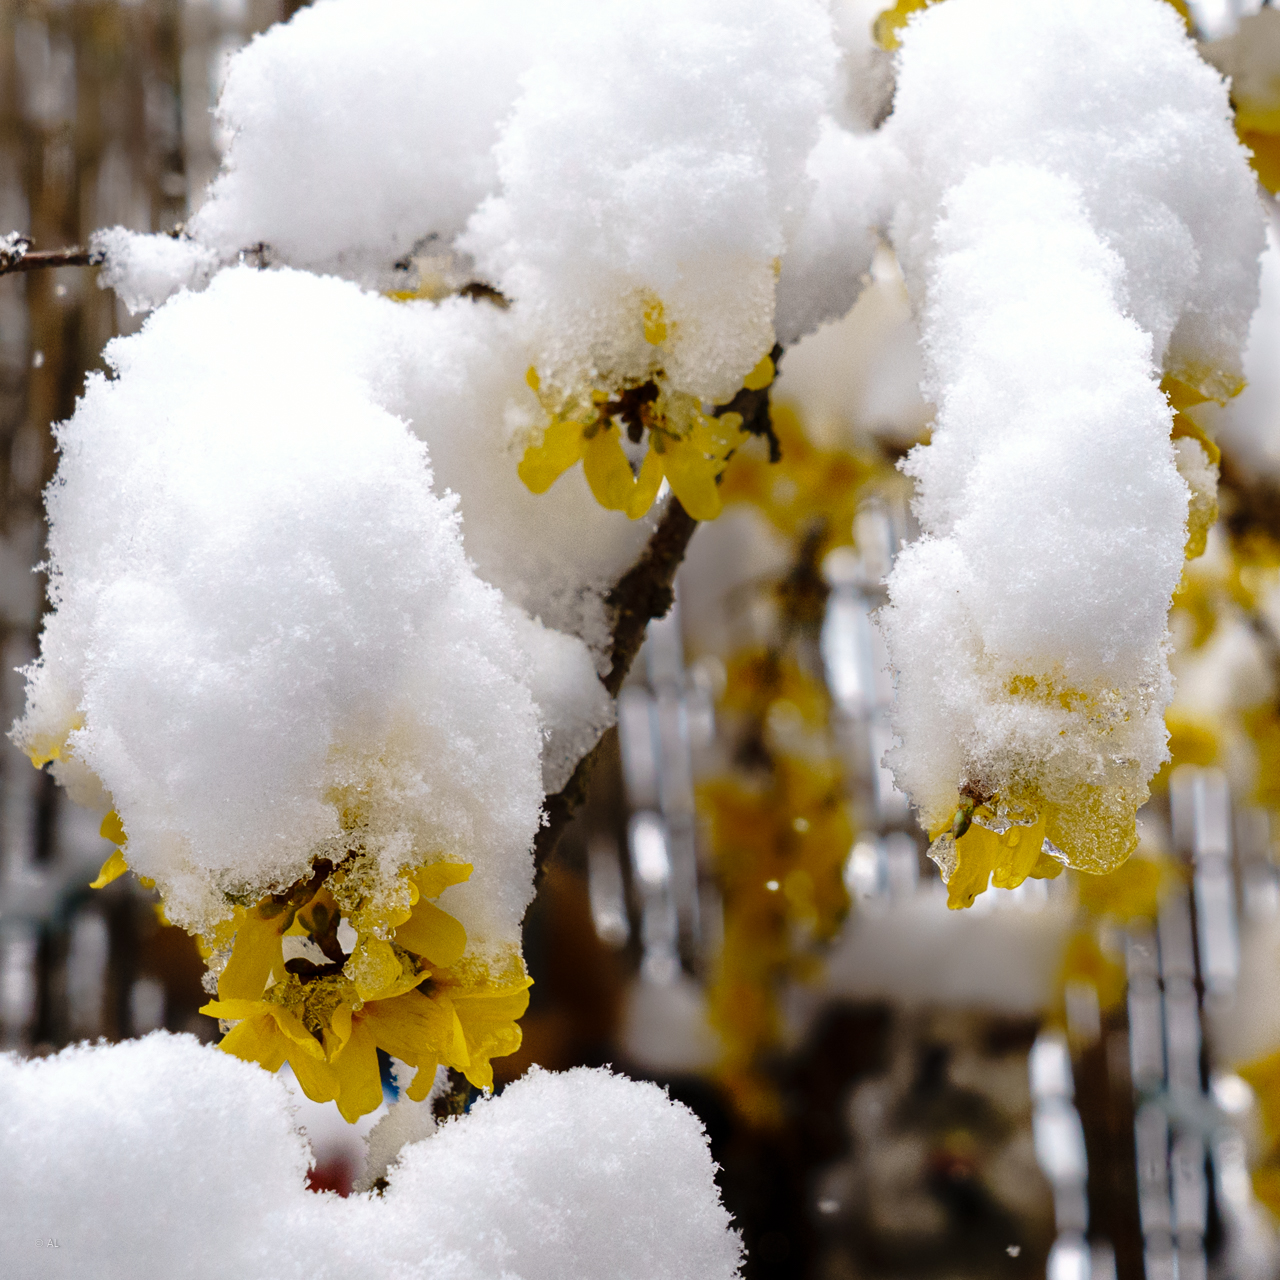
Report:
927,832,957,881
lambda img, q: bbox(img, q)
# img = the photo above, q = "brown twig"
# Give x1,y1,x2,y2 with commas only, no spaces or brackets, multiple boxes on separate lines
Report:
532,497,698,874
0,237,102,276
715,342,784,461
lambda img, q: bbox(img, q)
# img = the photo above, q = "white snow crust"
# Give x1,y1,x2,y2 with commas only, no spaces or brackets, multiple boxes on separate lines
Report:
0,1034,743,1280
461,0,839,405
877,0,1264,851
12,267,623,943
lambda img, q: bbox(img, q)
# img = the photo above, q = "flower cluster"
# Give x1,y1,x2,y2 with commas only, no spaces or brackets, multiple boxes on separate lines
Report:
91,818,529,1121
701,748,852,1125
690,399,895,1122
718,403,881,563
518,345,774,522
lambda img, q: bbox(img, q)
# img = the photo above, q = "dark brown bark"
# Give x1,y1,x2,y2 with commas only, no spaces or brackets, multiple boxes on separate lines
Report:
532,496,698,875
0,242,102,276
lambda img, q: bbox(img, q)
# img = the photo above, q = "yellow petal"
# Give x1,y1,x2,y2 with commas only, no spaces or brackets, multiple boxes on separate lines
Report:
1075,854,1163,922
209,1001,331,1096
1240,1047,1280,1140
662,437,721,521
394,899,467,968
988,816,1048,891
1170,411,1221,467
742,353,775,391
100,810,127,846
327,999,354,1055
288,1046,341,1105
199,997,267,1021
331,1017,384,1123
452,982,532,1091
216,1012,288,1073
461,1060,496,1092
582,426,636,512
411,862,473,901
944,823,1000,909
406,1060,442,1102
447,1003,471,1071
345,935,403,1002
626,442,665,520
872,0,931,50
518,418,585,494
697,411,746,459
361,988,456,1068
89,848,129,890
26,735,64,767
217,911,285,1001
1253,1164,1280,1216
202,998,324,1055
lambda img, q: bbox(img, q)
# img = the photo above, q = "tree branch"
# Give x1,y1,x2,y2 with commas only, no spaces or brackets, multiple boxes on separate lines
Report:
532,496,698,873
0,235,102,276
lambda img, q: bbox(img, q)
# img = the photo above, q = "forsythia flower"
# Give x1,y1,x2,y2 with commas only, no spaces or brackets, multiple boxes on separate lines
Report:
518,311,770,522
1236,1050,1280,1215
1203,8,1280,194
926,799,1063,912
87,820,530,1122
719,404,881,560
721,649,829,733
700,755,852,1126
1163,372,1241,561
1048,849,1168,1040
197,860,530,1121
872,0,935,50
694,399,884,1122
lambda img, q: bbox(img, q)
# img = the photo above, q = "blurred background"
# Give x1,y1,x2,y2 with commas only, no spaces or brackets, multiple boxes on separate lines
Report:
4,4,1280,1280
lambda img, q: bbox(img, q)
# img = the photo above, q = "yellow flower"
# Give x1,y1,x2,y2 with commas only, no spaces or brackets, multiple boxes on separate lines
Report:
699,753,852,1124
1072,851,1167,924
928,804,1062,911
872,0,934,51
201,859,531,1121
88,810,131,888
1240,1049,1280,1148
720,648,830,732
518,356,760,521
718,404,881,558
1202,10,1280,194
921,674,1155,894
1151,708,1220,791
1057,931,1128,1016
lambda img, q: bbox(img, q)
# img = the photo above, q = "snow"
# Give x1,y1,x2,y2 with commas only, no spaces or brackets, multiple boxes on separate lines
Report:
459,0,839,405
100,0,885,397
883,0,1261,384
0,1034,742,1280
90,227,218,315
773,120,898,347
877,0,1264,866
383,294,656,664
188,0,586,283
12,268,547,947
